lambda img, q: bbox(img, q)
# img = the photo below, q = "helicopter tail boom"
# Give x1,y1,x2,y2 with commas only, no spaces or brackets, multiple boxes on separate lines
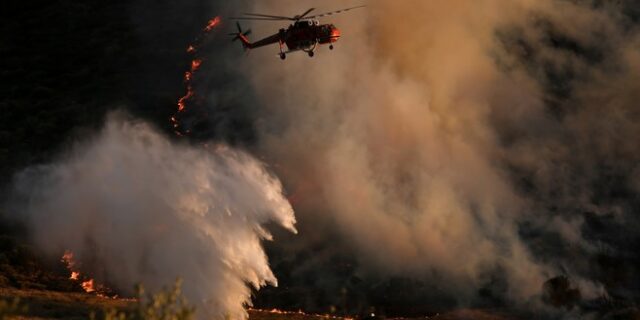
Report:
230,22,282,51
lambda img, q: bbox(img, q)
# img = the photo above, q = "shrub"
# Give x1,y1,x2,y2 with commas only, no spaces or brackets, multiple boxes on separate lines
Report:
92,279,196,320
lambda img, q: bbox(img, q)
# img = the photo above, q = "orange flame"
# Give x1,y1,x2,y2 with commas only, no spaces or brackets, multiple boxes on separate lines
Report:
82,279,96,293
60,252,136,301
191,59,202,72
61,250,104,295
172,16,221,136
177,88,194,112
204,17,221,32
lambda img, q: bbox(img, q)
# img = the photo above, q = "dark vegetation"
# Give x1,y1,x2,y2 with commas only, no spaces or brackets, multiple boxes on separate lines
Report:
0,281,194,320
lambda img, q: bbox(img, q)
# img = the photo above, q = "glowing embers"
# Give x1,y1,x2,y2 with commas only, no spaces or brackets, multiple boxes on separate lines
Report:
190,59,202,72
171,16,221,136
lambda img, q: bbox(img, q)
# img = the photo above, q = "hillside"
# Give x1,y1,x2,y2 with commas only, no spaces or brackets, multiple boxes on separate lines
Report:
0,287,516,320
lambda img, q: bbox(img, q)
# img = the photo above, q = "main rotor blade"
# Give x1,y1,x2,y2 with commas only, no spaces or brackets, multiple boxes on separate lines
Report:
236,21,242,33
295,8,315,20
306,5,366,19
241,12,296,20
230,17,290,21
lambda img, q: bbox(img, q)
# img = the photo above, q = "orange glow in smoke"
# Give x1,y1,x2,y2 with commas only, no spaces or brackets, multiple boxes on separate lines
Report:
61,250,76,272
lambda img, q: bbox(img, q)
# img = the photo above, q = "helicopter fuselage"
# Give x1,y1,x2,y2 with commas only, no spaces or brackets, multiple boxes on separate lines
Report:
281,20,341,52
231,5,364,59
234,20,341,58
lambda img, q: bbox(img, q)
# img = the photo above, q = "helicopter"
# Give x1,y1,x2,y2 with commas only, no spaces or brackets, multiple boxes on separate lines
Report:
230,5,365,60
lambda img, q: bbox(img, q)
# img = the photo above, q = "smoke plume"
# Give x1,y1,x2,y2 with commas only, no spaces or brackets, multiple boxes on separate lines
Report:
185,0,640,314
12,114,296,319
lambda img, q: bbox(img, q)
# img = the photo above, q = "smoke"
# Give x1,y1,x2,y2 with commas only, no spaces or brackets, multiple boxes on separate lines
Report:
12,114,296,319
239,0,549,305
194,0,640,313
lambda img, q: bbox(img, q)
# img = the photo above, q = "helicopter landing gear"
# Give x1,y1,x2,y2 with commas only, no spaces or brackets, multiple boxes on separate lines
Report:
308,51,315,57
329,45,334,50
280,53,286,60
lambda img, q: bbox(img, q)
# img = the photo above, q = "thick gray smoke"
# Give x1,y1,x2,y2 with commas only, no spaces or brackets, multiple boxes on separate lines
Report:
239,0,553,305
186,0,640,315
13,114,296,319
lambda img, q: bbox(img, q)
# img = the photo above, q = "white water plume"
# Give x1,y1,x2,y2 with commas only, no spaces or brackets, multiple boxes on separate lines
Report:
13,114,296,319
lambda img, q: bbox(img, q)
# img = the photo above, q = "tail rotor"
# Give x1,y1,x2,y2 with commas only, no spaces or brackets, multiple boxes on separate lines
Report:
229,22,252,49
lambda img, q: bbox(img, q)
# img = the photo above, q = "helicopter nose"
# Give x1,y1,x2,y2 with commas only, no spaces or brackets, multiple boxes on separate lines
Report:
330,27,341,41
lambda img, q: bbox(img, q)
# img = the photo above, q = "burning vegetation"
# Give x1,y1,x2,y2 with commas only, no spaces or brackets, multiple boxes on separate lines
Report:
171,17,221,135
61,250,110,297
